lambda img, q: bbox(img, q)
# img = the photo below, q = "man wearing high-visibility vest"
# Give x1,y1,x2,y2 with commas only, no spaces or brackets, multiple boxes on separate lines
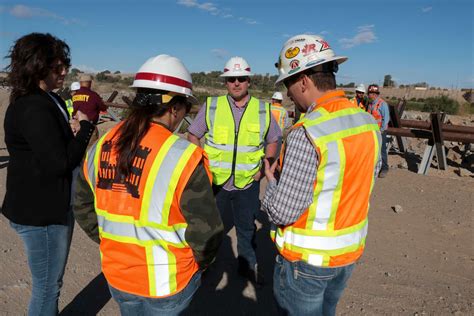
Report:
262,34,381,315
350,83,368,111
73,54,223,314
65,81,80,117
270,91,290,134
188,56,281,286
367,84,390,178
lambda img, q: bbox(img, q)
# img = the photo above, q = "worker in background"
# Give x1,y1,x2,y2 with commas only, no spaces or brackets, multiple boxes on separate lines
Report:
367,84,390,178
72,74,107,145
65,81,80,117
187,56,281,286
73,54,223,315
262,34,381,315
270,91,290,135
351,83,368,110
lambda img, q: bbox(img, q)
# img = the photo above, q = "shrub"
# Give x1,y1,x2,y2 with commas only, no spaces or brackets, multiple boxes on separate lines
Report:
422,95,460,114
417,98,425,102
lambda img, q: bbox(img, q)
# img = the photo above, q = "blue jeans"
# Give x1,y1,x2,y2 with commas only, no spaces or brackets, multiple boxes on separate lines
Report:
213,180,260,268
273,255,355,316
108,271,201,316
381,131,388,170
9,212,74,316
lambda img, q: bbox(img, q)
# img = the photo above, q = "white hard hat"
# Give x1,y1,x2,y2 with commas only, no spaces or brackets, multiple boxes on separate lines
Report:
220,56,253,77
70,81,80,91
275,34,347,84
355,84,366,93
131,54,198,104
272,91,283,100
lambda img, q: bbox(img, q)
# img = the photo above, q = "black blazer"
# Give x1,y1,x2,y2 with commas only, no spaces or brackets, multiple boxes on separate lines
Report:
2,89,94,226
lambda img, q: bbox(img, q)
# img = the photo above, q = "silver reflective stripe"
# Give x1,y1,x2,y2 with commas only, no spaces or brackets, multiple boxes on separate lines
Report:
148,138,191,224
304,110,323,120
207,97,218,139
98,215,187,245
258,100,267,140
307,112,374,138
283,221,368,251
152,246,171,296
205,139,263,153
86,144,99,190
209,160,232,169
236,162,259,171
208,160,259,171
312,141,341,230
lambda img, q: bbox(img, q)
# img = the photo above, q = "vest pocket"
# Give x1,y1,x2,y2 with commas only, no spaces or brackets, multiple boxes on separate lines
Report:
214,127,229,144
245,124,261,146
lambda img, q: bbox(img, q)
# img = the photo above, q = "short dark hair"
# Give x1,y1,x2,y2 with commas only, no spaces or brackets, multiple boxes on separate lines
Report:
307,71,336,92
6,33,71,102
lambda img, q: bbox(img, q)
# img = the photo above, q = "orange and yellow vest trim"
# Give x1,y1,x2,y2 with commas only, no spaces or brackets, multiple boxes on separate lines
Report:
270,102,288,131
83,123,206,298
271,90,381,267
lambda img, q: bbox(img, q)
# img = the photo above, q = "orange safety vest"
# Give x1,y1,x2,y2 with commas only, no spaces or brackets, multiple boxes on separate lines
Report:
271,102,287,131
83,122,207,298
349,97,366,110
271,90,381,267
368,98,384,128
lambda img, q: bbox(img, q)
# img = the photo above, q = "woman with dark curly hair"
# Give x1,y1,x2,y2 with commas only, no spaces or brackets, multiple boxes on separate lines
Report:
2,33,94,315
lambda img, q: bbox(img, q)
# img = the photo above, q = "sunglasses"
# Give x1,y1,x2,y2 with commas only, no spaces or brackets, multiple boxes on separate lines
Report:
226,77,248,83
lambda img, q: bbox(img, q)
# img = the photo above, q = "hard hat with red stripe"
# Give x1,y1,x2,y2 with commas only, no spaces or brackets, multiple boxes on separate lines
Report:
131,54,198,104
220,56,253,77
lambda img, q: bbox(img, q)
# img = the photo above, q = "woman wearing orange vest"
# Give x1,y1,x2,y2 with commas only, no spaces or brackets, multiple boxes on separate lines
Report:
263,34,381,316
73,55,223,315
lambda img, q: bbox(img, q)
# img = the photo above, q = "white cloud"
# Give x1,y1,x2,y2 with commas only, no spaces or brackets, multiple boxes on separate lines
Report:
177,1,258,25
339,25,377,49
8,4,81,25
211,48,229,59
421,6,432,13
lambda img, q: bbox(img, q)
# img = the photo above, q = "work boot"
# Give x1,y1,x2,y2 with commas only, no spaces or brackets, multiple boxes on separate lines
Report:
378,169,388,178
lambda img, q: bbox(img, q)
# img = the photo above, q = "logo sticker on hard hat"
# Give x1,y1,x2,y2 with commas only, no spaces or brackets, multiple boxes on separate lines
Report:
289,59,300,69
316,39,330,51
302,44,316,56
234,63,241,70
285,47,300,59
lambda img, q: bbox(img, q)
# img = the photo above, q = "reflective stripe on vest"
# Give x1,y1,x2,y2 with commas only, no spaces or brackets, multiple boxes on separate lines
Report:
368,98,384,128
204,96,270,188
83,123,201,298
271,103,287,131
273,98,381,267
349,97,365,110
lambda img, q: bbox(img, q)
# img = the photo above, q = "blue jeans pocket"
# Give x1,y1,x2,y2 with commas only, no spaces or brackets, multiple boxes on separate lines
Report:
288,262,336,296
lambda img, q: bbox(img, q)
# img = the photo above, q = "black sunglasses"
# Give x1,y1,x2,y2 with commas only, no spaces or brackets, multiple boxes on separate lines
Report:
226,77,248,83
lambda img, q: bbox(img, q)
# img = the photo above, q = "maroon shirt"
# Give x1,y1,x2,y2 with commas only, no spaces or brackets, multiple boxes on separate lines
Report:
72,87,106,124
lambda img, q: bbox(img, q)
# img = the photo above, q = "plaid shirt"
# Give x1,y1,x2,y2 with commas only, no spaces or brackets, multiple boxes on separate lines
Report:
262,127,318,225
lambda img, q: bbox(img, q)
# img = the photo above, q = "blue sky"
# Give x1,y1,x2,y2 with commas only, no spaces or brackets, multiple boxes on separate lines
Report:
0,0,473,88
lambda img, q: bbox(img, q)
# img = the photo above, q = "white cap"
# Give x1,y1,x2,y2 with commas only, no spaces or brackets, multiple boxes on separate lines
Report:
70,82,80,91
272,91,283,100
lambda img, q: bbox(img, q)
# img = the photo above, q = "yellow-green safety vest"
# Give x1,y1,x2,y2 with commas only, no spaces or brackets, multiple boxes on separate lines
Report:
65,99,74,117
204,95,270,188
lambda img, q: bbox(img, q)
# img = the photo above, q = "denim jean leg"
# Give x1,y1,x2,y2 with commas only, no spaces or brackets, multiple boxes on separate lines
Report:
274,256,343,316
323,264,355,316
10,212,74,316
213,185,233,234
381,131,388,170
232,181,260,267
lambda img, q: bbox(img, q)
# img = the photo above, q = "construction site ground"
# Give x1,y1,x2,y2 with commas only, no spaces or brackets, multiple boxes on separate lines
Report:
0,89,473,315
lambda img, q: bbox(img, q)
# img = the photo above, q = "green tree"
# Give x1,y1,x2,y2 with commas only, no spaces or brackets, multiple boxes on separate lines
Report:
422,95,460,114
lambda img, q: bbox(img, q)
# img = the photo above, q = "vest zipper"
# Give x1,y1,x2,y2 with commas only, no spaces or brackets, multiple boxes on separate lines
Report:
229,97,250,184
